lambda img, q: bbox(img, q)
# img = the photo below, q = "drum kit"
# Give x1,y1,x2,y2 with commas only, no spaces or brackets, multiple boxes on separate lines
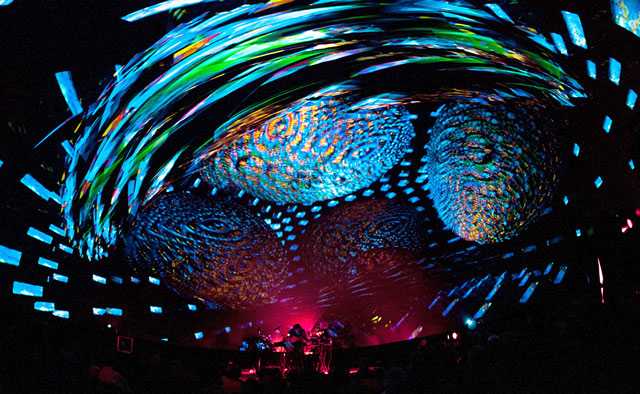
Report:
244,324,337,375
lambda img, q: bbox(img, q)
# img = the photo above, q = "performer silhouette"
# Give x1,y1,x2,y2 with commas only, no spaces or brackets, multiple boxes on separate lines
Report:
287,324,308,373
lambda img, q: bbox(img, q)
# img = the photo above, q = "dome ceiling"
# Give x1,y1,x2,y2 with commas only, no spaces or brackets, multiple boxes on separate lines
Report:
0,0,638,348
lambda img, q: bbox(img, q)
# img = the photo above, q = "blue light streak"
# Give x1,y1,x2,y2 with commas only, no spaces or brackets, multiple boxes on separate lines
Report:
473,302,492,319
428,295,441,310
485,3,513,23
61,140,73,156
447,285,459,298
58,244,73,254
462,285,476,299
107,307,123,316
12,281,43,297
442,298,458,316
20,174,56,202
34,114,76,149
27,227,53,244
55,71,83,115
553,265,568,284
48,224,65,237
52,273,68,283
0,244,21,266
586,60,597,79
34,301,56,312
627,89,637,109
518,272,530,287
486,272,506,301
519,281,538,303
550,33,568,55
603,115,613,133
609,58,621,85
52,310,70,319
527,33,557,53
37,257,59,270
561,11,587,48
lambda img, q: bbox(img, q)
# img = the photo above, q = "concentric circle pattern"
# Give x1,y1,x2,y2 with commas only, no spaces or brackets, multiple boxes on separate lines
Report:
202,96,414,204
124,191,288,309
298,199,427,282
425,102,562,244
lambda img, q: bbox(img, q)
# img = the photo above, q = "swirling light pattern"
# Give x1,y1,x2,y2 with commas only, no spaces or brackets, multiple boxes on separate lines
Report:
202,94,414,204
57,0,583,260
424,101,561,244
297,199,427,282
123,191,288,309
8,0,640,349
